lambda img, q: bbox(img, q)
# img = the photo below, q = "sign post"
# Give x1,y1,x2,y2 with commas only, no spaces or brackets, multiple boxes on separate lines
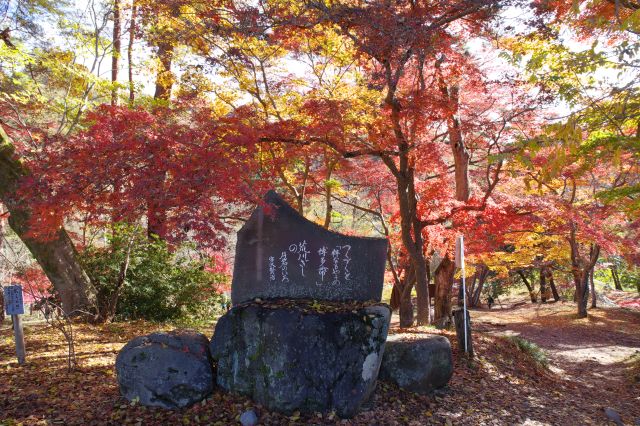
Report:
455,236,473,357
4,285,26,365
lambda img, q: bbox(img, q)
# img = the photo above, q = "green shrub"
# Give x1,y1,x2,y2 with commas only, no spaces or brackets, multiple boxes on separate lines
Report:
506,336,549,368
80,224,228,322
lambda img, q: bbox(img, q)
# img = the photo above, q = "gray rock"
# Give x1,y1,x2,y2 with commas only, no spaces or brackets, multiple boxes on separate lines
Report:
379,334,453,394
210,302,391,418
116,331,214,409
604,407,623,426
240,409,259,426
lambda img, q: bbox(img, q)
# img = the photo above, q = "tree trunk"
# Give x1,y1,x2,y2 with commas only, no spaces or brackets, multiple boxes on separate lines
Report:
575,270,590,317
437,70,470,321
153,41,174,101
610,265,622,291
398,265,415,328
517,270,537,303
95,236,133,322
0,219,4,324
146,40,175,237
590,267,596,308
447,85,470,202
437,65,470,202
389,166,430,325
570,224,600,318
0,127,96,315
390,283,400,311
462,271,476,307
547,268,560,301
470,265,488,307
380,56,431,325
454,307,473,357
323,161,336,229
127,0,136,105
540,267,547,303
434,256,455,328
388,248,402,310
111,0,121,105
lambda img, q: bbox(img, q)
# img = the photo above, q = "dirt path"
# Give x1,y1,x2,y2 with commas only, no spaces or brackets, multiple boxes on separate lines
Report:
462,300,640,425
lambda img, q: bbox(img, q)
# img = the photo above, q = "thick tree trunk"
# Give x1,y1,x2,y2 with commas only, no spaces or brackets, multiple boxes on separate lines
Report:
570,225,600,318
575,270,590,317
111,0,121,105
0,128,96,315
434,256,455,328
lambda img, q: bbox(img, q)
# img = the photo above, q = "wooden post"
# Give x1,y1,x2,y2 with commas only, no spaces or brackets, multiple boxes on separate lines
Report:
12,314,25,365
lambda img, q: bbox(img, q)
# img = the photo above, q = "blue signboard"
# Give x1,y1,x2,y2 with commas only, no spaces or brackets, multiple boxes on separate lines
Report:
4,285,24,315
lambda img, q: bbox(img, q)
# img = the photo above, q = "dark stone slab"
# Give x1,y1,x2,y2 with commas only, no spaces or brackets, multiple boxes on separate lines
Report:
231,191,388,305
210,302,391,418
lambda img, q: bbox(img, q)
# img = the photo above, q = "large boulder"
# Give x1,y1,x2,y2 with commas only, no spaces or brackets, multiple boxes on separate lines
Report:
116,331,214,409
379,334,453,394
210,301,391,418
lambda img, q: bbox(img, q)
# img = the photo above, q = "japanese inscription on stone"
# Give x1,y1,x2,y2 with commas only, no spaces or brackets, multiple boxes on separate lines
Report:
4,285,24,315
231,191,388,305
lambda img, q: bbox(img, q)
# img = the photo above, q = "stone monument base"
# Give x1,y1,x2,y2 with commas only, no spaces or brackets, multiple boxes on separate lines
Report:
210,300,391,418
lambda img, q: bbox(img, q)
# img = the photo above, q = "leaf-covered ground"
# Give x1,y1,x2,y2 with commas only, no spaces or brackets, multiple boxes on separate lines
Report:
1,298,639,425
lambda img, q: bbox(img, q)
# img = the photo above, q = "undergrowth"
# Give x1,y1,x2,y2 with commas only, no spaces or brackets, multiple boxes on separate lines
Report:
505,336,549,368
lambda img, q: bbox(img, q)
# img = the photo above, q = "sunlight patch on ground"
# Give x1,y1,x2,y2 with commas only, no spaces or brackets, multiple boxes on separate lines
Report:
553,345,639,364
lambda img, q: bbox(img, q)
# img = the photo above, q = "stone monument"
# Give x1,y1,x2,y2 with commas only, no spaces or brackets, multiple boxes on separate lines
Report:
115,190,396,418
231,190,388,305
211,190,392,418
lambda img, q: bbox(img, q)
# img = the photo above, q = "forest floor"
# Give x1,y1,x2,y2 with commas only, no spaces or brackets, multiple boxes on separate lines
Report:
1,294,639,425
